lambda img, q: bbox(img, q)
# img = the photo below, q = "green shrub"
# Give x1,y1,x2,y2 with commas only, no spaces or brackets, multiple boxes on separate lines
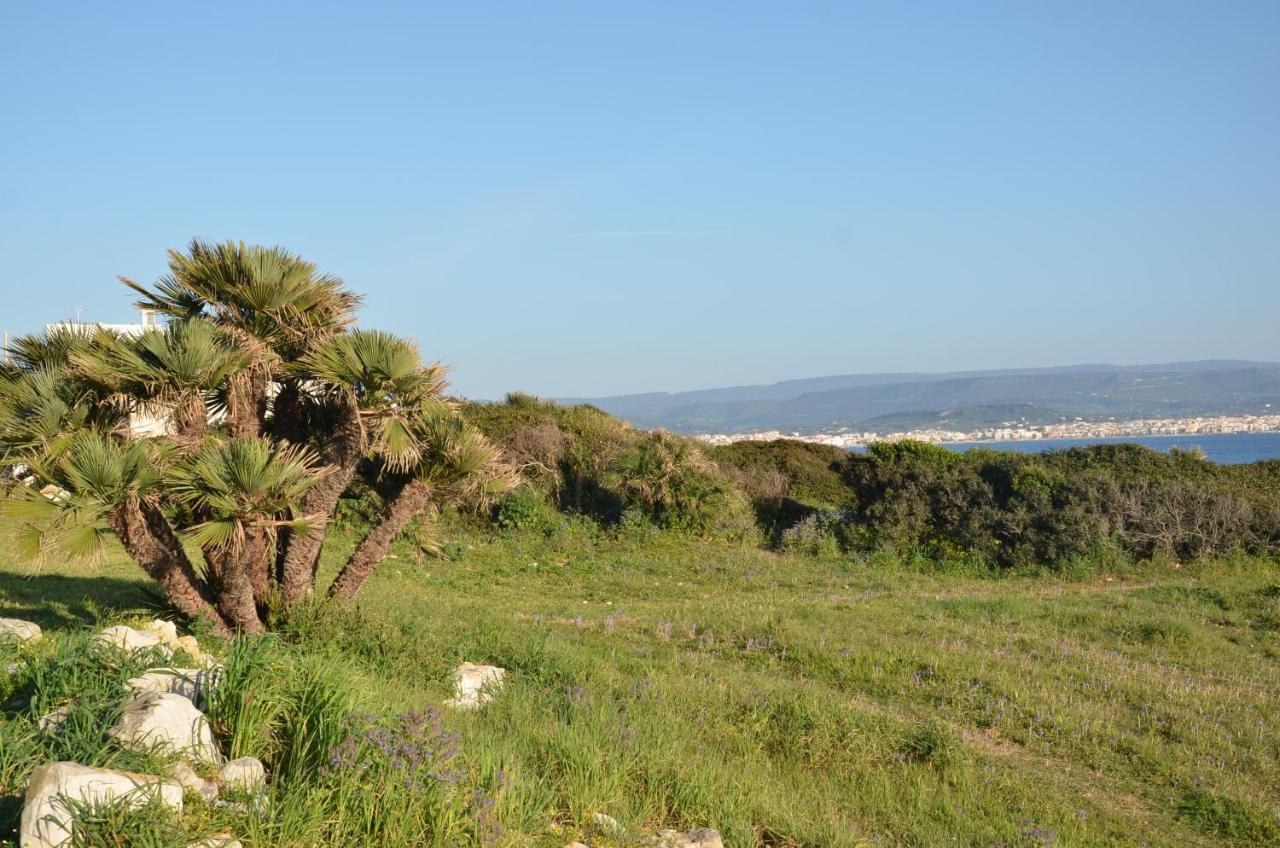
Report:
495,488,560,533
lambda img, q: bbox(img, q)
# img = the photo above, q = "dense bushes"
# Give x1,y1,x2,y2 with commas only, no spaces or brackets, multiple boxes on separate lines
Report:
464,395,755,539
455,396,1280,568
836,441,1280,567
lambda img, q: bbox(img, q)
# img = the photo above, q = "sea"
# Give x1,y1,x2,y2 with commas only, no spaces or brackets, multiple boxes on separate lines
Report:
929,431,1280,465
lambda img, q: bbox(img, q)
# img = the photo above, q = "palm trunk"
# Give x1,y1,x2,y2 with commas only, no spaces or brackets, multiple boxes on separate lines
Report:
108,500,231,637
216,546,265,634
244,527,273,610
329,478,432,600
172,395,208,443
279,402,364,606
227,364,269,439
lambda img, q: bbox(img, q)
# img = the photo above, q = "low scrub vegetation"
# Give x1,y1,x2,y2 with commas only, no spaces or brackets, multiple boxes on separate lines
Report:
460,395,1280,570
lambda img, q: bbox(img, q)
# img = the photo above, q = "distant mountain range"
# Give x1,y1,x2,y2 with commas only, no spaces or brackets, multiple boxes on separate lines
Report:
558,361,1280,434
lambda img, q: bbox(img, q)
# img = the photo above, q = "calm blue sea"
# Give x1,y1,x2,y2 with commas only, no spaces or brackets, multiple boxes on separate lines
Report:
936,431,1280,465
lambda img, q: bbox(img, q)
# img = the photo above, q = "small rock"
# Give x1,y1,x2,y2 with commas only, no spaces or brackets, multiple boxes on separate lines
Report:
166,762,220,804
655,828,724,848
95,625,173,658
5,661,23,675
127,667,221,706
443,662,505,710
218,757,266,793
109,692,221,764
147,619,180,647
566,843,590,848
37,702,72,734
20,761,182,848
0,617,42,644
592,812,624,836
185,836,242,848
175,634,206,662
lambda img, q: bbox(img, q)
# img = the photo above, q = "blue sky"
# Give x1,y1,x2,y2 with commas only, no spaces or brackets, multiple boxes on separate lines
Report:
2,2,1277,399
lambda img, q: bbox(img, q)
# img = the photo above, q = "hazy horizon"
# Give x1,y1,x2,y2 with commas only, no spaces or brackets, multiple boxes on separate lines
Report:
3,3,1277,399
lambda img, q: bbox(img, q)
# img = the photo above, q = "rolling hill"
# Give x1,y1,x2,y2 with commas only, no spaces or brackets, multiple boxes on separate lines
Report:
559,361,1280,433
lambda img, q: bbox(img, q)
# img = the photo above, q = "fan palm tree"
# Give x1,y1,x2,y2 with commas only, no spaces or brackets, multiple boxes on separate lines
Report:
169,438,322,633
71,318,250,442
329,414,512,599
277,329,448,604
0,239,504,634
4,430,228,633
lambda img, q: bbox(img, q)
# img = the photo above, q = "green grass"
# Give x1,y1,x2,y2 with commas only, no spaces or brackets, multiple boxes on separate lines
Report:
3,519,1279,847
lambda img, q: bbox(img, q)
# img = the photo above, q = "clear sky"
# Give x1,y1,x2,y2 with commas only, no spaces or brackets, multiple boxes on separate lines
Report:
2,2,1277,399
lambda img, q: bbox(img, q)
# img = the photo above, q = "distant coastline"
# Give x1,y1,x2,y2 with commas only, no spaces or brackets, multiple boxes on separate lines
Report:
694,413,1280,464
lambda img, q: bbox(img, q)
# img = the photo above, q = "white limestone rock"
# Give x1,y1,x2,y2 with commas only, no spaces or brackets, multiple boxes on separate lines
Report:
37,703,72,734
0,617,42,644
185,836,242,848
443,662,506,710
20,761,182,848
94,625,172,658
126,667,221,706
655,828,724,848
592,812,624,836
109,692,221,764
175,634,207,662
217,757,265,794
166,761,220,804
146,619,179,647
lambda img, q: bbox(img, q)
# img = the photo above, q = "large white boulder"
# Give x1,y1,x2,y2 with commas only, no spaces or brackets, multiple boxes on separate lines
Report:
443,662,505,710
217,757,265,794
108,693,220,764
94,626,172,658
126,668,221,706
20,761,182,848
0,618,42,644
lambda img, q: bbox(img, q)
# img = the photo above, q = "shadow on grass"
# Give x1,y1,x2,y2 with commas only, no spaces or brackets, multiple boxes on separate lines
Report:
0,570,164,632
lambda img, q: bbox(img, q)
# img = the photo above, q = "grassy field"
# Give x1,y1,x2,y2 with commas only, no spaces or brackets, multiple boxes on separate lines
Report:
3,519,1279,847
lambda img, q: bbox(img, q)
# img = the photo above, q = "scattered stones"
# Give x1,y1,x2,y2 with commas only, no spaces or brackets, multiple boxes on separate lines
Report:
166,762,220,804
94,625,172,658
20,761,182,848
443,661,506,710
655,828,724,848
218,757,265,793
592,812,624,836
127,667,221,706
0,617,42,644
109,693,221,764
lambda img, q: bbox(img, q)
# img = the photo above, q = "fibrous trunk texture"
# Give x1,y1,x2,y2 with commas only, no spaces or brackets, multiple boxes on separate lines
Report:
227,365,269,439
171,395,208,444
329,477,432,600
279,401,364,605
108,500,230,637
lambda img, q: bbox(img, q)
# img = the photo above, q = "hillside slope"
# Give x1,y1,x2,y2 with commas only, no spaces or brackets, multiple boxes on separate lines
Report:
561,361,1280,433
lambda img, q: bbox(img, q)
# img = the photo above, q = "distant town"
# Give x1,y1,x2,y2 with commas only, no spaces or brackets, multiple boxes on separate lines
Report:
694,412,1280,449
